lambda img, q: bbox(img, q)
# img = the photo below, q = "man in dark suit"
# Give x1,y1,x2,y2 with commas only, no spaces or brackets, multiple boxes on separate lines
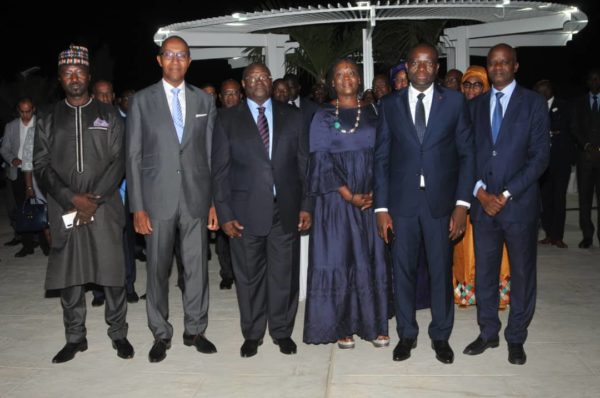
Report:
374,43,475,364
571,69,600,249
212,63,312,358
284,73,319,130
463,44,550,365
534,80,574,249
126,36,218,363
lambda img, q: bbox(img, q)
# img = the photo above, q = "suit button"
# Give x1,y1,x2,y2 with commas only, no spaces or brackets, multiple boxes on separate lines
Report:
180,150,183,155
488,172,493,176
492,150,497,157
177,170,181,174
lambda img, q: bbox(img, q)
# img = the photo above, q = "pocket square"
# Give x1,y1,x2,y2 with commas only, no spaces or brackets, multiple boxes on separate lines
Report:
92,117,109,128
195,113,207,118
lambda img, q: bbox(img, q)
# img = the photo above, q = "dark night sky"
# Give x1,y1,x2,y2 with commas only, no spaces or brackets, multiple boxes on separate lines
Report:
1,0,598,98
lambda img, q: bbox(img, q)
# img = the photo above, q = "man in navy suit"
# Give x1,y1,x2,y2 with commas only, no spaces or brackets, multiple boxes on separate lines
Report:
374,43,475,364
463,44,550,365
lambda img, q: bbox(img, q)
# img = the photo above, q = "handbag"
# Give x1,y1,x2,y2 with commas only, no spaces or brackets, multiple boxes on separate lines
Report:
13,198,48,233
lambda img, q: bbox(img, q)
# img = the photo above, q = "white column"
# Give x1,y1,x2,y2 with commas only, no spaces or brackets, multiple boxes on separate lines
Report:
362,28,374,91
264,34,287,79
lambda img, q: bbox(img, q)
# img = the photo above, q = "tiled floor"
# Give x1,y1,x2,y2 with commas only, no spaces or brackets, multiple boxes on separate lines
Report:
0,191,598,398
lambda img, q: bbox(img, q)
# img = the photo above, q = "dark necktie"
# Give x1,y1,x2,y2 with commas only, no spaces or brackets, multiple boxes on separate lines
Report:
415,93,426,144
593,95,598,113
492,92,504,144
257,106,270,154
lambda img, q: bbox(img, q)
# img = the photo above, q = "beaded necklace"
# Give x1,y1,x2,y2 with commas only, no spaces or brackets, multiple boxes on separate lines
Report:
333,97,361,134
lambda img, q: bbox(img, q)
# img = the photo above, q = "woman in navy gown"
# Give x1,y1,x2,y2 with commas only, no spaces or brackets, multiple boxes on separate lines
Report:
304,59,389,349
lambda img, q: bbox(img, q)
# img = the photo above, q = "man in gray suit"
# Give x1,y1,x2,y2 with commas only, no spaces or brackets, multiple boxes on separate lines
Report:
126,35,218,363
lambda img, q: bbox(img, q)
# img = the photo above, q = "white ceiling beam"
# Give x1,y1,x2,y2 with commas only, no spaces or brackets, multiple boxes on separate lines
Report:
444,14,571,40
469,32,573,48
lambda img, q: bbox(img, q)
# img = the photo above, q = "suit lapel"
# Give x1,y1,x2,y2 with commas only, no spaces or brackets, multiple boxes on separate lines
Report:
271,102,283,157
395,90,420,145
240,102,270,161
182,84,198,147
478,91,494,145
151,82,181,146
423,86,444,145
496,85,523,145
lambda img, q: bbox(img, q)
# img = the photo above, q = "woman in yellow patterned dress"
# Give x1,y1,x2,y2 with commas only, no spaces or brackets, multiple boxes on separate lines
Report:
452,66,511,309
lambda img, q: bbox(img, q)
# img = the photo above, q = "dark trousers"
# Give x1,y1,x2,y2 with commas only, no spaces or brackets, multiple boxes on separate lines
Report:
540,163,572,240
216,230,234,280
390,191,454,341
61,285,128,343
576,157,600,242
229,204,300,340
145,194,209,340
473,218,537,344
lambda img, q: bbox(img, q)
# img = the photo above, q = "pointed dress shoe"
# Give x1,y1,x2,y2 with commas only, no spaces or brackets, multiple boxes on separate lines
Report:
126,291,139,303
219,278,234,290
552,239,568,249
14,246,34,257
538,237,552,245
52,339,88,363
579,238,592,248
240,339,263,358
273,337,297,355
393,338,417,361
183,333,217,354
91,296,105,307
508,343,527,365
112,338,134,359
463,336,500,355
148,339,171,363
431,340,454,364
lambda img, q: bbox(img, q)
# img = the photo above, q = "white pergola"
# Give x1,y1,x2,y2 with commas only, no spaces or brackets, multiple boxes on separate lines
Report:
154,0,587,84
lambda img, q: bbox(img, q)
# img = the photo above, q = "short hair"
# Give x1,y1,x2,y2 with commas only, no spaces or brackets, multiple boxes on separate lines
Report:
220,78,241,92
16,97,34,109
242,62,271,79
283,73,300,87
488,43,518,63
407,42,439,63
159,35,190,55
92,80,114,94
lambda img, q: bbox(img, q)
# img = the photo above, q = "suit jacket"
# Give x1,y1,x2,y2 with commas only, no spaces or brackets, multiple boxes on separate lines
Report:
470,84,550,223
547,97,575,167
571,93,600,164
126,81,216,220
299,96,319,132
212,100,313,236
373,85,475,219
1,118,23,180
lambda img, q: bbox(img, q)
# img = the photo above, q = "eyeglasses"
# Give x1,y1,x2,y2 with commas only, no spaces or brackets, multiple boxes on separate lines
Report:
462,81,484,89
160,51,189,61
244,75,272,84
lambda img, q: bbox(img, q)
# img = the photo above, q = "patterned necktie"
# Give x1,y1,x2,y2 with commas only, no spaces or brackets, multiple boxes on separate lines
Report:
492,92,504,144
593,95,598,113
415,93,426,144
171,87,184,143
257,106,269,154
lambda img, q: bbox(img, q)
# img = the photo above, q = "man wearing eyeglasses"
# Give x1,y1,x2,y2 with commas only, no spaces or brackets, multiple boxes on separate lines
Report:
126,35,219,363
212,62,313,358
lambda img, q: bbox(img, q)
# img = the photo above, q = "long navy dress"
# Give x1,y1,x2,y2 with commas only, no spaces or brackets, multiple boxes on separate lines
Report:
303,104,388,344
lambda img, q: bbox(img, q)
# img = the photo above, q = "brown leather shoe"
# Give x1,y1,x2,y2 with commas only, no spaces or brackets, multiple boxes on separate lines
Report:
538,237,552,245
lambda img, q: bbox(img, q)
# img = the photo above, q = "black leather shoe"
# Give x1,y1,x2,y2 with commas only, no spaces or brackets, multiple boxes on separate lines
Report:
579,238,592,248
219,278,234,290
135,251,147,262
52,339,88,363
508,343,527,365
183,333,217,354
431,340,454,364
140,293,147,300
91,296,105,307
463,336,500,355
4,237,21,246
273,337,297,355
14,247,34,257
112,338,134,359
241,339,263,358
392,338,417,361
127,291,139,303
148,339,171,363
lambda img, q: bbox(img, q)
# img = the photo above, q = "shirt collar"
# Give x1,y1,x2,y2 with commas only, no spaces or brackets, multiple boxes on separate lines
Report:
246,97,272,111
408,83,434,100
162,79,185,92
20,116,35,128
491,79,517,97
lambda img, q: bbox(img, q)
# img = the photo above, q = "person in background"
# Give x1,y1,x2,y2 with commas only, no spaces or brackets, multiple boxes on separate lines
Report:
390,63,409,91
443,69,463,91
272,78,291,104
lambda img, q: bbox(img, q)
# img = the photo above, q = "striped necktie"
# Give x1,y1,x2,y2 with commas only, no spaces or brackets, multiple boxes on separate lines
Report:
257,106,269,154
171,87,184,143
